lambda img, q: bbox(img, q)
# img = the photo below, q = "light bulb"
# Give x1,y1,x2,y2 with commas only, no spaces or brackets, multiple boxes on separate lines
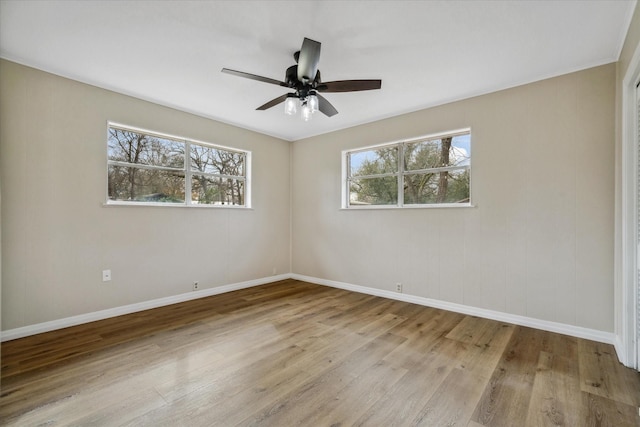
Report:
284,96,297,115
308,94,319,113
301,103,312,121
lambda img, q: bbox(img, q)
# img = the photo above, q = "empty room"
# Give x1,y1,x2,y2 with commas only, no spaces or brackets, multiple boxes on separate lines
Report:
1,1,640,425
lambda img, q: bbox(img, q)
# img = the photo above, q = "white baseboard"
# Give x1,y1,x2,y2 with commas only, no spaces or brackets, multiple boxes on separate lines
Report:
290,273,615,346
0,274,291,342
613,333,636,369
613,335,628,367
2,273,616,351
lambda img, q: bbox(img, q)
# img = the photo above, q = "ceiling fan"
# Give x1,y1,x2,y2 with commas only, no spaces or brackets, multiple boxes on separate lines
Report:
221,37,382,120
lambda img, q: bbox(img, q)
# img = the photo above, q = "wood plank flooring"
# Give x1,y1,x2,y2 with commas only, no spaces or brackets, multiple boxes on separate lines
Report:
1,279,639,426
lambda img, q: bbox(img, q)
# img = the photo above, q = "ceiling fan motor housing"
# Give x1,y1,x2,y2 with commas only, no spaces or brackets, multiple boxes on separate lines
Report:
285,65,321,98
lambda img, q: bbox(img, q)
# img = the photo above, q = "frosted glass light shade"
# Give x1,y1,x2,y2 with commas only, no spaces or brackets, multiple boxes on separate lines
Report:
284,96,297,115
308,94,319,113
301,103,312,121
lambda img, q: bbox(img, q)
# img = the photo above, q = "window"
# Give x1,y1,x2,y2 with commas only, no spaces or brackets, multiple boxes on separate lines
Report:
107,123,250,207
344,129,470,208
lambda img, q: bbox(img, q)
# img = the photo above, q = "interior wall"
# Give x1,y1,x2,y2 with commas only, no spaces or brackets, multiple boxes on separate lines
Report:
292,63,616,333
0,59,291,330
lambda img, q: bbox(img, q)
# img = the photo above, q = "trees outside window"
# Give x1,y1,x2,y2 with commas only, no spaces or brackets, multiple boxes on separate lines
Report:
107,124,249,207
345,130,470,208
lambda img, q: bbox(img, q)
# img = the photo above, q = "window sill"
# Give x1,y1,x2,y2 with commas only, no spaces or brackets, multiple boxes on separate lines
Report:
340,203,476,210
103,201,252,209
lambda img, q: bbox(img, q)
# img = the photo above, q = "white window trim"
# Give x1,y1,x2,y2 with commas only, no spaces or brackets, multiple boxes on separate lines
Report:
105,122,251,208
618,40,640,370
342,128,473,209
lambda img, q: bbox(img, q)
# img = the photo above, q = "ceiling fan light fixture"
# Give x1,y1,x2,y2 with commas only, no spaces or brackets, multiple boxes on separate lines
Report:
284,94,298,115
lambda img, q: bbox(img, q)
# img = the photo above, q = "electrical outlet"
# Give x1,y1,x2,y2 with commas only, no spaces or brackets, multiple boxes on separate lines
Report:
193,281,199,291
395,282,402,293
102,270,111,282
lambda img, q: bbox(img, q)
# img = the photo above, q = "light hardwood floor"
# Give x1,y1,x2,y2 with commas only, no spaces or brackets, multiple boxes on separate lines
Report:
1,279,639,426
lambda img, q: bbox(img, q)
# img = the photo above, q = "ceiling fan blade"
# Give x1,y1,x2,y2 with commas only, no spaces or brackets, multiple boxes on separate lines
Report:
297,38,321,84
222,68,288,88
316,93,338,117
318,80,382,93
256,94,289,110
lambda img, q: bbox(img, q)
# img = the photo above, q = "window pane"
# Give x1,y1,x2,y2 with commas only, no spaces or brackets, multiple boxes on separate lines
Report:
190,144,244,176
404,139,442,170
404,134,470,171
191,174,244,205
349,176,398,205
108,165,185,203
350,146,398,177
451,134,471,167
108,128,184,168
404,168,469,204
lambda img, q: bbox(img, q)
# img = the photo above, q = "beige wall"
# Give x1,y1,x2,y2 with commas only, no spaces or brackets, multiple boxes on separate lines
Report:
292,63,616,332
0,60,291,330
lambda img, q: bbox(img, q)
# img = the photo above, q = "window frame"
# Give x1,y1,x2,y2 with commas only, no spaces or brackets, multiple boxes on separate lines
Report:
342,128,472,209
106,122,251,208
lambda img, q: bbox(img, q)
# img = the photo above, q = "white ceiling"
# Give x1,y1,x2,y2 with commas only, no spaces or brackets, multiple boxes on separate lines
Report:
0,0,636,141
